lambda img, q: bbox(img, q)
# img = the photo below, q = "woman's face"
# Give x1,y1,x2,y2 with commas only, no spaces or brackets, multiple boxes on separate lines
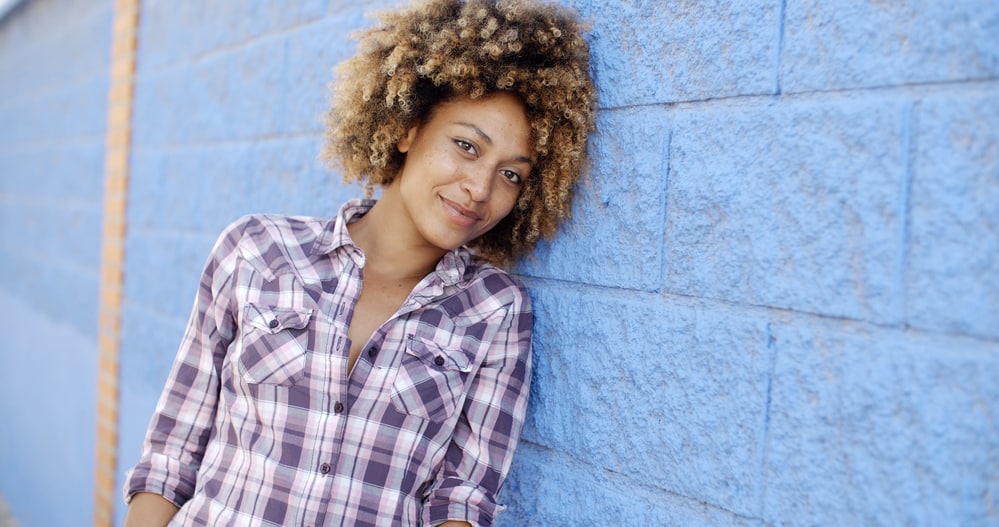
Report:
392,91,533,253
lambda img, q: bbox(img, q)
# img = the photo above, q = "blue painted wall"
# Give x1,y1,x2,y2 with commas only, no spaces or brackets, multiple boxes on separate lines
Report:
2,0,998,526
0,0,111,524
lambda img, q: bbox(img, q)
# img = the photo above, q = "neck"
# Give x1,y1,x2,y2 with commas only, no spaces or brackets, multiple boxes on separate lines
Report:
347,192,446,281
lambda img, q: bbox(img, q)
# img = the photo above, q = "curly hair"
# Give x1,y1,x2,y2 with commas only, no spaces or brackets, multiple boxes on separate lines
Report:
322,0,596,266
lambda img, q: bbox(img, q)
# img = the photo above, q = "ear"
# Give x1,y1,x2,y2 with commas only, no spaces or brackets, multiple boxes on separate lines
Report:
397,125,419,153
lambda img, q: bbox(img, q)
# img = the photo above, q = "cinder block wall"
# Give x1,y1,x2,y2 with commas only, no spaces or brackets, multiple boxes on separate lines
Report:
1,0,997,526
0,0,110,524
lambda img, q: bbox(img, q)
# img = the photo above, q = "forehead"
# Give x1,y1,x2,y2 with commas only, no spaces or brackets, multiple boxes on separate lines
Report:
428,92,532,148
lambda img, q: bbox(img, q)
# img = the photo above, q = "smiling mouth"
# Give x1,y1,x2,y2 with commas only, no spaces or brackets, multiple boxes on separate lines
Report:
439,196,482,227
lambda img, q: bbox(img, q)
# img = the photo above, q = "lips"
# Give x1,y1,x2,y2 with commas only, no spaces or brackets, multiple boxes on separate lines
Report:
439,195,482,227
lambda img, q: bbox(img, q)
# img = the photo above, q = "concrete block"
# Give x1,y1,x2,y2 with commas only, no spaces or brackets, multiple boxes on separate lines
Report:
138,0,325,70
39,259,100,338
0,290,97,527
783,1,999,93
51,203,103,271
133,39,286,146
120,301,190,392
907,93,999,339
0,143,107,203
584,0,780,107
764,318,999,526
0,198,100,336
517,108,667,291
55,5,113,85
0,1,110,98
665,100,906,324
499,443,762,526
1,76,107,144
331,0,409,17
123,229,218,322
241,136,359,217
522,286,771,516
282,17,364,135
130,139,350,235
129,146,251,232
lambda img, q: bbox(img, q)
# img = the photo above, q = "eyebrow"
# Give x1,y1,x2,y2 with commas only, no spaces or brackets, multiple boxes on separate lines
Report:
455,121,534,165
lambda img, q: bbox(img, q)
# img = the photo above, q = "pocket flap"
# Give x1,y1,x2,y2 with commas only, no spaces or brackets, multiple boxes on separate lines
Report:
405,335,473,372
244,304,313,333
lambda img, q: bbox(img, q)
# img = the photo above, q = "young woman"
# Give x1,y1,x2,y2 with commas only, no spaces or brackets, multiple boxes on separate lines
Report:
123,0,595,525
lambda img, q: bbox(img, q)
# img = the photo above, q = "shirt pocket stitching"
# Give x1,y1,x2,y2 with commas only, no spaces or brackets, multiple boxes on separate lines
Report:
238,304,313,385
389,335,475,421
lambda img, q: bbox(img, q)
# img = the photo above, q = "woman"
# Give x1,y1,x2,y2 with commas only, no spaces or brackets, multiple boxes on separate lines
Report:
123,0,595,525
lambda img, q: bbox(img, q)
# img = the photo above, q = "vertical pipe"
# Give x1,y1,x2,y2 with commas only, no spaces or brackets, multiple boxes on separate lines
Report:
95,0,140,525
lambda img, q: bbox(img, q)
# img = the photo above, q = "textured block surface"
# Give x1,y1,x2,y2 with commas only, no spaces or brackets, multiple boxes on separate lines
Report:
132,39,287,146
3,1,998,526
518,108,668,291
500,443,763,527
0,290,97,526
665,100,906,323
0,0,110,337
783,1,999,92
521,286,772,516
585,0,781,107
137,0,326,71
765,318,999,526
907,92,999,339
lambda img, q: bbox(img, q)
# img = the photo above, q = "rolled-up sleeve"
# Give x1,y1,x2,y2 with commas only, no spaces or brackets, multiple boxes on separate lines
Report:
423,289,534,527
122,218,244,507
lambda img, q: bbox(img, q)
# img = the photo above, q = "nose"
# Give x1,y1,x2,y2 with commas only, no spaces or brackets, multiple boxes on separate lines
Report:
460,165,492,202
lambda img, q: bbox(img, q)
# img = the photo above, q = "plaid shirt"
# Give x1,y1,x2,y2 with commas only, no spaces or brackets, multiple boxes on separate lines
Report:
124,199,533,527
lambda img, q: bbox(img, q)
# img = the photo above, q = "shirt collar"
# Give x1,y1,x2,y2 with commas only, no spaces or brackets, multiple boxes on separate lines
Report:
313,198,471,287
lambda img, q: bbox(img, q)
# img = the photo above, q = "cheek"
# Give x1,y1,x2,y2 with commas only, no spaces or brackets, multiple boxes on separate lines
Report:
492,186,520,219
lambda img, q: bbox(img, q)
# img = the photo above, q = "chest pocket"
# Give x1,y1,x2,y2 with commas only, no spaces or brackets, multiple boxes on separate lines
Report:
238,304,313,385
390,334,475,422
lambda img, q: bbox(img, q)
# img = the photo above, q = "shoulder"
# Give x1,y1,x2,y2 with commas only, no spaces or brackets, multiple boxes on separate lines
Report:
220,213,329,244
442,260,532,319
214,213,331,277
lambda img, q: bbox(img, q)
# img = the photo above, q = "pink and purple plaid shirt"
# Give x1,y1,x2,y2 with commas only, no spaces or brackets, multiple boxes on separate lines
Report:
124,199,533,527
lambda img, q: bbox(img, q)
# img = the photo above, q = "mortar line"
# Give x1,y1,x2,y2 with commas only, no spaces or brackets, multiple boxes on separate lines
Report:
133,15,331,75
598,76,999,113
775,0,787,95
898,101,917,328
520,274,999,345
129,131,324,152
516,439,763,522
658,129,672,293
757,322,780,521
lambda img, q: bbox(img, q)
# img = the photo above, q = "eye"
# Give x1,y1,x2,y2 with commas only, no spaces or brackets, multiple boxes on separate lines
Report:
500,169,522,185
454,139,476,155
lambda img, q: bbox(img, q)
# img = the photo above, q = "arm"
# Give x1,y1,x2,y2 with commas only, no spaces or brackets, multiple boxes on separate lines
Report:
423,293,534,527
123,492,180,527
121,219,243,509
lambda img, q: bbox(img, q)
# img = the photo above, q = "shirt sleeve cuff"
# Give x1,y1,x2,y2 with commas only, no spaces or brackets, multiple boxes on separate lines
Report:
122,452,198,508
422,479,504,527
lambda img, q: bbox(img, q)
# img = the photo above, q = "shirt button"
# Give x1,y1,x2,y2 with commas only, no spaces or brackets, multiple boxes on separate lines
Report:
334,401,345,414
320,462,331,474
434,355,445,366
268,319,279,329
367,347,378,358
